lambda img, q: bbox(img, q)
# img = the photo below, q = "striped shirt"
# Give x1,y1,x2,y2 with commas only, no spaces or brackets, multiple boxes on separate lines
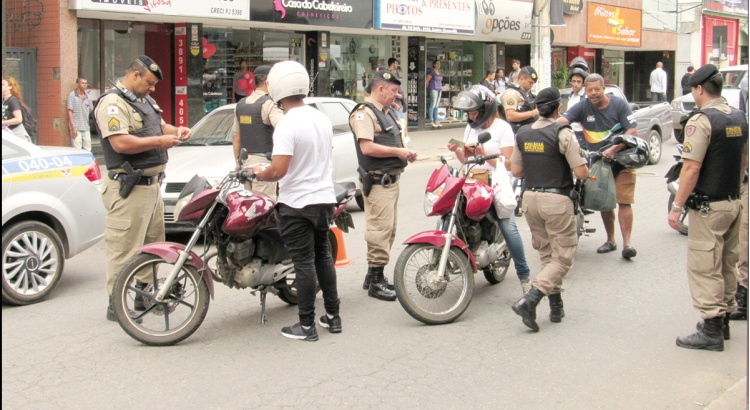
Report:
67,90,94,131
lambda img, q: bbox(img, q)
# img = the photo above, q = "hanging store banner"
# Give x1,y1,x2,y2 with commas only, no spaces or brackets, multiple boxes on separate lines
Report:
375,0,475,35
251,0,373,28
562,0,582,14
69,0,250,20
587,3,641,47
703,0,748,17
474,0,532,41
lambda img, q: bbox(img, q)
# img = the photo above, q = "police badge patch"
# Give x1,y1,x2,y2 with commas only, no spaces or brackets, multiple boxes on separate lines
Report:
685,125,696,137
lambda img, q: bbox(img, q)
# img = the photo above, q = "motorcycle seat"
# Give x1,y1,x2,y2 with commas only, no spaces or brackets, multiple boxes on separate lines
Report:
334,182,356,204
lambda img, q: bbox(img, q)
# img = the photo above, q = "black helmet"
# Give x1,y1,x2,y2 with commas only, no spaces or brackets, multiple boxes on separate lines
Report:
454,85,498,129
568,57,590,82
614,135,650,169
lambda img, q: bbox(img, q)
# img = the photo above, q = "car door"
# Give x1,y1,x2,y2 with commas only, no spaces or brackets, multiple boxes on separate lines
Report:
317,100,359,185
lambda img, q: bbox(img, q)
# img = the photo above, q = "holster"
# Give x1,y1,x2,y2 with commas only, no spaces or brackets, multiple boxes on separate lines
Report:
358,166,373,197
117,162,144,199
570,180,583,215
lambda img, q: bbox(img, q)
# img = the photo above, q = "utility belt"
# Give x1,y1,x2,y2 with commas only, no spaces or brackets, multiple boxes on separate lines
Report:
357,166,401,196
527,187,569,196
686,192,740,213
107,161,164,199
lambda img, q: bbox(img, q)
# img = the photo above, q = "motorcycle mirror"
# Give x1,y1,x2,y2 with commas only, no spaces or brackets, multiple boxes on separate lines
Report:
239,148,249,164
477,132,491,144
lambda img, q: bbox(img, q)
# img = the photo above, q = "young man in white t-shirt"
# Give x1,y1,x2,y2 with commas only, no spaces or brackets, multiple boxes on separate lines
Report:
253,61,340,342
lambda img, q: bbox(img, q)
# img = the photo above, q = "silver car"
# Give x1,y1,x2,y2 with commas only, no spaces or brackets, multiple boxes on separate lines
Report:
2,131,105,305
162,97,362,232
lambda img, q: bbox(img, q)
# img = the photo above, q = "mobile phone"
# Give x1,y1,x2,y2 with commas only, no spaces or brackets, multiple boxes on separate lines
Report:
449,138,465,148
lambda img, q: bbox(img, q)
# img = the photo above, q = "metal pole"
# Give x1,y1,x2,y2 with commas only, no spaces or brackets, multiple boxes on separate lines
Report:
531,0,552,90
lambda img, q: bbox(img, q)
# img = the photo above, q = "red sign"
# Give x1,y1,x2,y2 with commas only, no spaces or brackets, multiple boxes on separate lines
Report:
174,23,188,127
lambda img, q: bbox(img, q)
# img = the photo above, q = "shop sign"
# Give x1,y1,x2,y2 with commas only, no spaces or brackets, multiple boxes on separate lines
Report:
71,0,250,20
562,0,582,14
251,0,373,28
474,0,532,41
587,3,641,47
703,0,748,17
375,0,475,35
174,24,189,128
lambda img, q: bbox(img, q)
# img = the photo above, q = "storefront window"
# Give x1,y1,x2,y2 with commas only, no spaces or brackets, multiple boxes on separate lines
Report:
102,21,147,89
77,19,101,99
602,50,624,87
426,40,483,124
329,35,389,103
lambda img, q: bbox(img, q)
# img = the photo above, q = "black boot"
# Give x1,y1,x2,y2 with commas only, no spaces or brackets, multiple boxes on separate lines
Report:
362,268,372,290
549,293,565,323
511,287,545,332
696,314,730,340
134,281,148,311
677,316,724,351
729,285,747,320
368,267,397,301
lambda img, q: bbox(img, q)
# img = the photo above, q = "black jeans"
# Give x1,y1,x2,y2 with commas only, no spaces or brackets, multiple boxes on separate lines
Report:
276,203,339,327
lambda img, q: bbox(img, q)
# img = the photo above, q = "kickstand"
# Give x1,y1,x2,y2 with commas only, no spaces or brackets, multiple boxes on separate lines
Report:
260,291,267,325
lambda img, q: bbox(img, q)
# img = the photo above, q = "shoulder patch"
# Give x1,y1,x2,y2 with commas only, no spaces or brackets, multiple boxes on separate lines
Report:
107,106,119,115
683,142,692,153
507,99,515,106
356,113,365,120
685,125,696,137
108,117,120,131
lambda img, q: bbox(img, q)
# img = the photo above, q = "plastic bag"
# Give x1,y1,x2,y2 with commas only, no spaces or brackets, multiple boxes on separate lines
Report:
583,159,616,211
492,160,517,219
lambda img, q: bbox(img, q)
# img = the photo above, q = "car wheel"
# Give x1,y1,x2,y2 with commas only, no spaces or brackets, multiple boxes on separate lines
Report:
1,221,65,305
647,129,662,165
355,193,365,211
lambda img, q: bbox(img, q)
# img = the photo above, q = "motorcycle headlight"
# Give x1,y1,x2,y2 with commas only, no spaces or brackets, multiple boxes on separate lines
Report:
423,183,445,215
173,193,194,221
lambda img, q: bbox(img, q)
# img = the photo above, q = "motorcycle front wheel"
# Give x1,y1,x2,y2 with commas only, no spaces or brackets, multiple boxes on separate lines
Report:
113,253,210,346
667,193,688,235
394,244,474,325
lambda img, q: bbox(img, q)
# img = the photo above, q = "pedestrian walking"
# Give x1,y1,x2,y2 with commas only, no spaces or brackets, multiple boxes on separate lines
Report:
350,70,417,301
448,85,532,294
669,64,748,351
426,60,443,128
232,65,284,199
2,76,31,143
649,62,668,102
67,77,94,151
681,66,695,96
253,61,341,342
558,73,639,259
94,55,192,322
492,68,507,95
510,87,589,332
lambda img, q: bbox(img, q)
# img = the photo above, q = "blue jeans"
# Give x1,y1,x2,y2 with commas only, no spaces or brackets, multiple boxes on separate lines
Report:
429,90,441,122
498,214,530,280
276,203,340,327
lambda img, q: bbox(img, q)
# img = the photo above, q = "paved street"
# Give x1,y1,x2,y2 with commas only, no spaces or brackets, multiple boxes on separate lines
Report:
2,129,747,409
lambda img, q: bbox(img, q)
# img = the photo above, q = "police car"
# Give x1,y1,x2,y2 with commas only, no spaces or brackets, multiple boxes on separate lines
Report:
2,130,105,305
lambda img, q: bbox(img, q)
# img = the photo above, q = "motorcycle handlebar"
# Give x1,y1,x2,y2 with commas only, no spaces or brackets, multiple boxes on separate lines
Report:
465,154,500,164
239,170,256,182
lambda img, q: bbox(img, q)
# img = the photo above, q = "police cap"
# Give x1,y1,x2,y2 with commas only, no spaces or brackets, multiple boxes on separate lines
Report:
534,87,561,106
688,64,720,87
136,55,162,81
372,70,401,86
254,65,272,77
520,66,538,81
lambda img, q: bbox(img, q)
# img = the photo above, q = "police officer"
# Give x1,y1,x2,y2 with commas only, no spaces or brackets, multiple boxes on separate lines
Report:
730,75,749,321
509,88,589,332
350,70,417,301
669,64,748,351
501,66,539,134
232,65,284,199
95,55,192,321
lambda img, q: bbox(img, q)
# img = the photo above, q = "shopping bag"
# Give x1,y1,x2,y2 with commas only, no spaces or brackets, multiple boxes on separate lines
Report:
491,161,517,219
583,159,616,211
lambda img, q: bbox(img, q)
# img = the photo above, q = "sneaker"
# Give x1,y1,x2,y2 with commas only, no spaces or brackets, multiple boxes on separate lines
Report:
520,279,532,295
319,315,342,333
430,122,439,128
436,122,443,127
281,323,319,342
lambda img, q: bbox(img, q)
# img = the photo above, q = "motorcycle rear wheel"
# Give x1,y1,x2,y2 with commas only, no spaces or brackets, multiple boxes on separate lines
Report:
113,253,210,346
394,244,474,325
667,193,688,236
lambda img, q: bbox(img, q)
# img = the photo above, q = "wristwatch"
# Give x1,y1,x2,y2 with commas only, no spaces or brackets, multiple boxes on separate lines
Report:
671,203,685,213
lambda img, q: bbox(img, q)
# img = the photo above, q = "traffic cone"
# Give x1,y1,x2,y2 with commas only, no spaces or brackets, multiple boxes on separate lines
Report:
331,226,352,267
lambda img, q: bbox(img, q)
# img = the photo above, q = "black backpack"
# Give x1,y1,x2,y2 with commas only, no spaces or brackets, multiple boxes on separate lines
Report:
20,103,38,141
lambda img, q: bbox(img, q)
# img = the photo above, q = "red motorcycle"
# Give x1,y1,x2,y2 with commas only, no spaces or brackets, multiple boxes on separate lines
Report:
393,133,511,324
112,154,355,346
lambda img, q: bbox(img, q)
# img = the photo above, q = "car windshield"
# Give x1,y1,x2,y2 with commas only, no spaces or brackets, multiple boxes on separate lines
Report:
188,108,234,145
722,70,746,89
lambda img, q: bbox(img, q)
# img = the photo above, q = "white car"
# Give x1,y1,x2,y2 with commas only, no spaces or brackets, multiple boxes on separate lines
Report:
671,65,747,140
2,131,105,305
162,97,361,232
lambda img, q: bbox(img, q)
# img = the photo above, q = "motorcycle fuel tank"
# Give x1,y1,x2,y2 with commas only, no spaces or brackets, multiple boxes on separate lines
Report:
222,190,277,238
462,180,493,221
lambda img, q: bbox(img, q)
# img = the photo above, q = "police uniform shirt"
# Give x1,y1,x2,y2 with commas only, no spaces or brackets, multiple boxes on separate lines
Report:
681,98,736,163
511,117,588,170
501,88,526,114
349,96,403,175
95,81,166,174
231,89,284,134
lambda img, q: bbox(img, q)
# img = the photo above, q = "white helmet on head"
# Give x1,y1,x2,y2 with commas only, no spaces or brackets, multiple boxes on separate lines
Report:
267,61,309,102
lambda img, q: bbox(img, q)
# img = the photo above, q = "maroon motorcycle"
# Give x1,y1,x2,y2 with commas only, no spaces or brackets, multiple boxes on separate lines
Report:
393,132,511,325
112,155,355,346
